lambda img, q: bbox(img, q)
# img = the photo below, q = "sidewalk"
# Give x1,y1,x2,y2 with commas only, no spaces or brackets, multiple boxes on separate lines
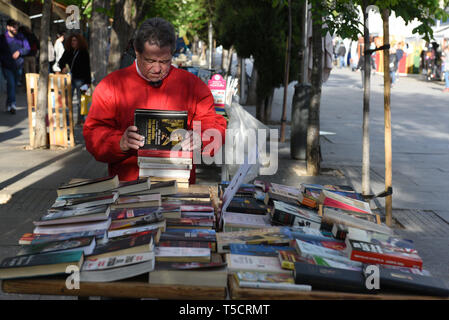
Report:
1,67,449,299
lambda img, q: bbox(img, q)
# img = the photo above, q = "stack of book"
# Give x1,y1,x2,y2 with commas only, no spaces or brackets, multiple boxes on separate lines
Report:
0,175,167,282
135,108,192,188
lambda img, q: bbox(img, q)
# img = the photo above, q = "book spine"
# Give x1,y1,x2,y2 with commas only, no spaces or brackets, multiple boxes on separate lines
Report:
238,281,311,291
158,240,216,251
350,251,423,270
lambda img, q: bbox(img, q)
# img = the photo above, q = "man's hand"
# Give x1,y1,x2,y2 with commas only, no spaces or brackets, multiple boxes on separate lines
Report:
180,131,201,152
120,126,144,152
12,51,20,60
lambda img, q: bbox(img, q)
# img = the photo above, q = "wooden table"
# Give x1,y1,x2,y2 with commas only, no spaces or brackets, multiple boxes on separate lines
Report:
2,275,227,299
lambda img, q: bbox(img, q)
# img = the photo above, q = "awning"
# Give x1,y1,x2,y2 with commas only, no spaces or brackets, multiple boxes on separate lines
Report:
0,0,31,28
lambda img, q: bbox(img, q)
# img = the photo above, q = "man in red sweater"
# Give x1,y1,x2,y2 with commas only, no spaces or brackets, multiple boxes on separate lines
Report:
83,18,227,182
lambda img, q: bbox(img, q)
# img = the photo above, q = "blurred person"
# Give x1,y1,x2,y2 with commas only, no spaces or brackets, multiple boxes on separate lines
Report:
337,42,346,68
19,26,39,80
0,19,30,114
57,33,91,125
443,46,449,92
389,47,398,87
52,31,65,73
48,36,55,74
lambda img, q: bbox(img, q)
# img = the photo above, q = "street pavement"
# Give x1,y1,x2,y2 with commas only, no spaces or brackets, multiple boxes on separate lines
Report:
0,66,448,299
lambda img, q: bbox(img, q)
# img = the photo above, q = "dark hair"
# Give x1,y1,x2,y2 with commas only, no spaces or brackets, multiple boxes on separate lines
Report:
64,33,88,51
133,18,176,54
57,30,65,38
6,19,19,28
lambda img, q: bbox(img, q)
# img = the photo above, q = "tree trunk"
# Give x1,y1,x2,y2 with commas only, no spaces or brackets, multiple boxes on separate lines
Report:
240,57,246,104
307,0,323,176
290,0,308,159
226,46,234,77
33,0,51,149
362,0,371,196
208,20,213,69
107,0,146,74
90,0,110,86
382,9,393,226
246,64,258,105
280,0,292,143
264,88,274,124
221,48,228,71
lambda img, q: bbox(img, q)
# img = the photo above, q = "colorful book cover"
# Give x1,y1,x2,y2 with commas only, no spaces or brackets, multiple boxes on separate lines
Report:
17,237,95,256
88,231,156,257
229,243,295,257
134,109,187,150
235,271,295,284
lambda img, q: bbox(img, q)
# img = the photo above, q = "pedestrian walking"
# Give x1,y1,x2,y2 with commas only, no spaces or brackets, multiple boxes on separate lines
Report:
443,46,449,92
18,26,39,80
338,42,346,68
57,33,91,125
389,47,398,87
52,31,65,73
0,19,30,114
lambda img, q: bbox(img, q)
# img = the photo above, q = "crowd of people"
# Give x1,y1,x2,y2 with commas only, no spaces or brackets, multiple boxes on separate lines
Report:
1,19,91,121
334,38,449,92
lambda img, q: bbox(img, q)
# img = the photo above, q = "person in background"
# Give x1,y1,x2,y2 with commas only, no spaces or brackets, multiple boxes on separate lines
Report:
0,19,30,114
48,36,55,74
52,31,65,73
57,33,91,125
395,42,404,83
443,46,449,92
18,26,39,81
389,46,398,87
337,42,346,68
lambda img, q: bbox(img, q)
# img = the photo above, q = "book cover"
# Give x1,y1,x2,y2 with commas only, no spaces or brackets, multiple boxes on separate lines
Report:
80,258,155,282
109,206,161,221
318,190,372,214
57,175,119,196
229,243,295,257
371,266,449,297
109,211,164,230
346,239,423,269
294,239,361,267
321,206,392,235
138,168,191,179
134,109,187,150
158,240,216,251
19,230,107,246
223,212,271,232
216,227,291,253
82,251,154,271
35,205,111,226
137,150,193,159
235,271,295,284
165,217,214,228
226,253,292,275
278,250,313,270
33,219,111,235
227,197,268,215
114,177,151,195
155,246,211,262
0,250,84,279
51,191,119,209
107,220,166,238
160,229,216,242
272,200,321,230
293,261,368,293
17,236,96,256
88,230,156,259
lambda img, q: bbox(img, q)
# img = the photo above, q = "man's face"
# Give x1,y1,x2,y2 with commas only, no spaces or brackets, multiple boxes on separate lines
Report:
7,24,18,36
135,43,172,82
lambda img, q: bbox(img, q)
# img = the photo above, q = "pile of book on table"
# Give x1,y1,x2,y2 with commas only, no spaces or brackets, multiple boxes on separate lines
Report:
135,108,192,188
0,175,224,286
217,180,449,297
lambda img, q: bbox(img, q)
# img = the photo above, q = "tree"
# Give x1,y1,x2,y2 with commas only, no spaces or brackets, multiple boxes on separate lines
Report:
214,0,301,124
107,0,152,73
34,0,52,149
90,0,110,86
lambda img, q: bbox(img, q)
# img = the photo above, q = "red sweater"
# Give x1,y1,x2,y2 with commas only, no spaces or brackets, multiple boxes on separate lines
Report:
83,62,227,182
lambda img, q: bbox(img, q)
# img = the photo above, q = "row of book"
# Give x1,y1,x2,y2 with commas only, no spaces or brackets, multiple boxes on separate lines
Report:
215,180,449,296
